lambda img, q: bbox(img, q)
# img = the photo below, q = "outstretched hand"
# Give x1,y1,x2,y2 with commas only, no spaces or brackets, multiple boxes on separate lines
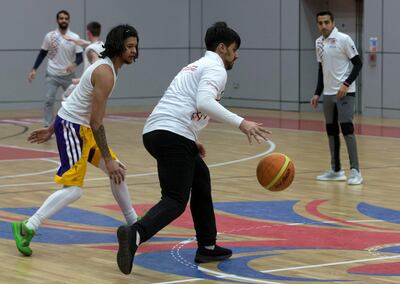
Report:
239,120,272,144
27,127,53,144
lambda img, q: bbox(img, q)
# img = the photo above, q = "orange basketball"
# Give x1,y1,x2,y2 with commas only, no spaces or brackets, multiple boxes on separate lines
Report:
256,153,295,191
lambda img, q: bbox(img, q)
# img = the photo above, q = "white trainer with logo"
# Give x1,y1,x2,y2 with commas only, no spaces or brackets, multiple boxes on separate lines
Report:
347,168,363,185
316,170,347,181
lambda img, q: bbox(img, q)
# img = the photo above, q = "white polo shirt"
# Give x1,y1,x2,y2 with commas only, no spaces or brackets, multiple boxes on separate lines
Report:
41,29,83,76
143,51,243,141
316,27,358,95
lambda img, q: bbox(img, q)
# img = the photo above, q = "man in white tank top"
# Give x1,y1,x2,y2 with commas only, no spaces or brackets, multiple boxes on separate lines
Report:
116,22,271,275
62,21,105,100
12,25,140,258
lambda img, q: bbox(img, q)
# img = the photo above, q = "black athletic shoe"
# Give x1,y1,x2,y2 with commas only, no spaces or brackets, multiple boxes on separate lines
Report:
117,225,138,274
194,245,232,263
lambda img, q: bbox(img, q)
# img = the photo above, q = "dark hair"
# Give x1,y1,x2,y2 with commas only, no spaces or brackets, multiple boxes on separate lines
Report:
205,22,241,51
316,11,334,22
100,24,139,60
87,21,101,37
56,10,70,20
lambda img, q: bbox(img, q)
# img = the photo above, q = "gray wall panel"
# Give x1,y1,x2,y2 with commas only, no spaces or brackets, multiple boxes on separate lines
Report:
281,50,299,106
189,0,203,50
0,1,84,50
362,0,382,117
112,49,188,100
224,50,280,104
86,0,189,48
382,54,400,110
281,0,300,49
382,0,400,52
0,51,54,109
362,54,382,115
203,0,280,49
299,50,317,104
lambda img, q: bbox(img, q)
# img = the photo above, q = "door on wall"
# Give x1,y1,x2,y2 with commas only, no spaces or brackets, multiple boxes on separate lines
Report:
328,0,363,113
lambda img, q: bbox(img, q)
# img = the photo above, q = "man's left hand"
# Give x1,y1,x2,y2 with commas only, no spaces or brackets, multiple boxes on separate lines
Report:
337,84,349,98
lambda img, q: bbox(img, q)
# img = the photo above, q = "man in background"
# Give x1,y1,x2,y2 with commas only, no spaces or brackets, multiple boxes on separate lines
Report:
28,10,83,127
310,11,363,185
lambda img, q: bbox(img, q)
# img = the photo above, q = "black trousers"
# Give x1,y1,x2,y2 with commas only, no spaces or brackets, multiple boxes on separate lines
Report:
135,130,217,247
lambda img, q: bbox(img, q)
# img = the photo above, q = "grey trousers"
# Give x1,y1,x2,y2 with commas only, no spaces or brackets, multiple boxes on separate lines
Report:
44,72,75,127
323,94,360,171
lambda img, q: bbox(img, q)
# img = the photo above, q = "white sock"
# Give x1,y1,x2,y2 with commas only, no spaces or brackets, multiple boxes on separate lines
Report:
26,186,82,231
99,159,138,225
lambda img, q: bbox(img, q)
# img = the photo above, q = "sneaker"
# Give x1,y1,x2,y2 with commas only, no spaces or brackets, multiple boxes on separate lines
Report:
117,225,138,274
194,245,232,263
347,168,363,185
11,220,35,256
316,170,346,181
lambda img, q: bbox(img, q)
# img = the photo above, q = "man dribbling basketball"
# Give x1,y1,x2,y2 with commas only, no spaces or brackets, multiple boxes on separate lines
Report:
116,22,271,275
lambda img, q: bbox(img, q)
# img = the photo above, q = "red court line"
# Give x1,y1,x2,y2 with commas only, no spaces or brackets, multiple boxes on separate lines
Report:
115,113,400,138
2,113,400,138
305,199,395,231
0,146,58,161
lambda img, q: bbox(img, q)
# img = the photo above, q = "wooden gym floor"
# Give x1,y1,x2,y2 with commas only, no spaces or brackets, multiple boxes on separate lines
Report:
1,107,400,283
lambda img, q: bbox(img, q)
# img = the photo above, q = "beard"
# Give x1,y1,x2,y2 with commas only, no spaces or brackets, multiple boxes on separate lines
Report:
224,61,234,70
58,22,69,30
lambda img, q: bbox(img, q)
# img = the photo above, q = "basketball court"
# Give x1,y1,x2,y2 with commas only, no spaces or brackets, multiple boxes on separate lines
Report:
1,107,400,283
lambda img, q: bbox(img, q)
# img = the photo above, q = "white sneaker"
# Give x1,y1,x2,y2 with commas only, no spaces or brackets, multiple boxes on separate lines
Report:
347,168,363,185
316,170,347,181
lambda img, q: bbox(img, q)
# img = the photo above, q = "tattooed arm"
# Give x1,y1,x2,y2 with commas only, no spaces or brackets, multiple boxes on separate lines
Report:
90,64,125,184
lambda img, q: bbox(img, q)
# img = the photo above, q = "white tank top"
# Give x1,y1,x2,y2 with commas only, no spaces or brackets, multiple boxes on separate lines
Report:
58,57,117,127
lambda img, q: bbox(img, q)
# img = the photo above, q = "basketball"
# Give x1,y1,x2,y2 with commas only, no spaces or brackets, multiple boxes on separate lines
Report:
256,153,295,191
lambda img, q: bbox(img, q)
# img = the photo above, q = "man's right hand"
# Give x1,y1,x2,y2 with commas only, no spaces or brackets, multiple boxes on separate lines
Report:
310,95,320,109
27,127,54,144
28,69,36,83
105,159,126,184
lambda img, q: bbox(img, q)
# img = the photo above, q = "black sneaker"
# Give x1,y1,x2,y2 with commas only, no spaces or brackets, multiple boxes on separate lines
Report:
194,245,232,263
117,225,138,274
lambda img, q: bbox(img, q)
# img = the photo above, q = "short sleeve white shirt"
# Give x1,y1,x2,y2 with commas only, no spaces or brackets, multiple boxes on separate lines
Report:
316,27,358,95
143,51,239,141
41,29,84,76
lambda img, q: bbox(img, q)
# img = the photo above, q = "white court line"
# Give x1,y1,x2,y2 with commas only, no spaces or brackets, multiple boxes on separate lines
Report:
261,254,400,273
0,139,275,188
154,267,283,284
0,158,60,179
0,119,33,125
153,279,205,284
